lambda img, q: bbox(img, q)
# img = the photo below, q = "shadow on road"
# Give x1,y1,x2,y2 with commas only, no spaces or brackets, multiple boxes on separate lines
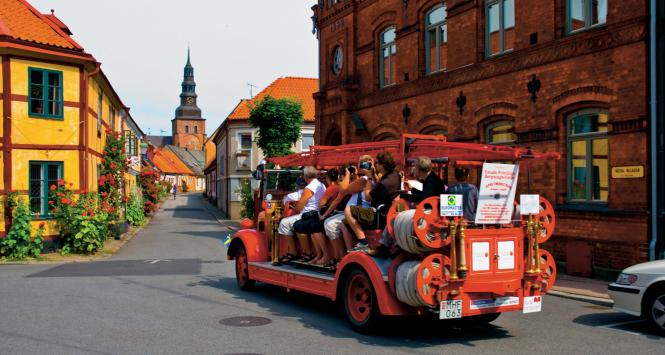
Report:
193,276,513,349
573,312,664,339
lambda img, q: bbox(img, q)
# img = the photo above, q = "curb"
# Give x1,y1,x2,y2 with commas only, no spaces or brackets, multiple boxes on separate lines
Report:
547,289,614,307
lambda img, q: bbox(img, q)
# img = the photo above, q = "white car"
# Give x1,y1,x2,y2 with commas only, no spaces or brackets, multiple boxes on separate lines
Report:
608,259,665,334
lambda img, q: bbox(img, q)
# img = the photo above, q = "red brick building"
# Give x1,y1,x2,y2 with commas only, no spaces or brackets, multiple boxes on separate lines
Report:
312,0,659,275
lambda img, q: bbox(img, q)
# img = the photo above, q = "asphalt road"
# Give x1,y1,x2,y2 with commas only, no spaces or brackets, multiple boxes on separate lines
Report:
0,194,663,355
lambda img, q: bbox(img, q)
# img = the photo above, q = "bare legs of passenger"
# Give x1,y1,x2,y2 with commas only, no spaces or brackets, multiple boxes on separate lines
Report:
344,205,366,246
282,234,298,262
330,237,346,260
311,235,322,262
310,232,332,265
296,233,313,260
339,223,356,251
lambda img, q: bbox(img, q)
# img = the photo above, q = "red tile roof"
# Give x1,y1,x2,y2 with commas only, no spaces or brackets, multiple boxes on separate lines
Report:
0,0,82,50
151,148,194,175
227,77,318,121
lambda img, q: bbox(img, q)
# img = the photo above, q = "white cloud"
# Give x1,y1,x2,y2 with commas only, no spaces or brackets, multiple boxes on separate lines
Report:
30,0,319,136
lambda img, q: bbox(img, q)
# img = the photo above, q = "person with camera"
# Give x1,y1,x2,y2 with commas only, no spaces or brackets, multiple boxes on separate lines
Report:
345,152,401,252
318,156,374,262
277,166,326,263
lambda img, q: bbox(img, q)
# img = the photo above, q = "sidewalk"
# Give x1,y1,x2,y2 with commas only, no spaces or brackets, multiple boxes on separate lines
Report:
549,274,613,307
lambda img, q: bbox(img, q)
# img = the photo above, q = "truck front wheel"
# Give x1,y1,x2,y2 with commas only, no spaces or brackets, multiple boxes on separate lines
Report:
235,244,255,291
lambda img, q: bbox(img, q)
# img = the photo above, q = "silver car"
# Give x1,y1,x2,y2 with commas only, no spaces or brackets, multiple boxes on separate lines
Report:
608,260,665,334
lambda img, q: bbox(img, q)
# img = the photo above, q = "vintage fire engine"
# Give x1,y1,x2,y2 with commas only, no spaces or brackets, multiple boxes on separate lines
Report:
227,134,559,333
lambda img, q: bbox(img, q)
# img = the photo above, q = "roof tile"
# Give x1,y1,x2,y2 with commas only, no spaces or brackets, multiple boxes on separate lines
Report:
0,0,80,49
228,77,317,122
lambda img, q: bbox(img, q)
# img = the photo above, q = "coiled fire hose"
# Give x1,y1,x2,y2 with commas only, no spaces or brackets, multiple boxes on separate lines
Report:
393,210,437,254
396,261,431,307
395,253,451,308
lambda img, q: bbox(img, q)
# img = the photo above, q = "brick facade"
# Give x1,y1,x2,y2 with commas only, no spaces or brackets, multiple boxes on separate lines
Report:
313,0,650,273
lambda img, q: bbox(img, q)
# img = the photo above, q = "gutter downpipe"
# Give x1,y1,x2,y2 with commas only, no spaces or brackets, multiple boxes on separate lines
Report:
84,62,102,192
648,0,658,260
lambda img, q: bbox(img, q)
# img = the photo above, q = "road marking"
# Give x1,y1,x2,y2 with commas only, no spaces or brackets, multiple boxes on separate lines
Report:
145,259,172,264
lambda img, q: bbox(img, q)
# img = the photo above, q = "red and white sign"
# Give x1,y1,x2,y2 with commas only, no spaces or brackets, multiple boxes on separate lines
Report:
523,296,543,313
474,163,519,225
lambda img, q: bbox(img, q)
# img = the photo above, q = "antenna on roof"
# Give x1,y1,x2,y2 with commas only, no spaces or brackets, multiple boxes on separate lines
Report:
247,83,258,98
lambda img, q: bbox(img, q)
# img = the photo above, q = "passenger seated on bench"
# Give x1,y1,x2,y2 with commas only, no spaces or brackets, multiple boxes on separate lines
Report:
308,168,341,266
277,166,326,263
399,157,446,204
447,167,479,223
372,156,447,256
319,158,372,263
346,152,401,252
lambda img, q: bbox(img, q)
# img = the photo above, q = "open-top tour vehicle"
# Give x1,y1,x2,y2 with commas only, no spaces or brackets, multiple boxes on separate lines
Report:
227,134,560,333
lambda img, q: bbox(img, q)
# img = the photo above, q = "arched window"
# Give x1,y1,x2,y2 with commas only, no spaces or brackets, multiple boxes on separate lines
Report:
185,125,189,133
567,109,609,202
379,27,397,87
425,4,447,74
486,120,516,145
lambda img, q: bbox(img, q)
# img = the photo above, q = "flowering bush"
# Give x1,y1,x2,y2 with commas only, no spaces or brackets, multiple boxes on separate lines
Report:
0,193,44,259
126,193,146,227
99,129,128,223
140,168,161,213
50,182,108,254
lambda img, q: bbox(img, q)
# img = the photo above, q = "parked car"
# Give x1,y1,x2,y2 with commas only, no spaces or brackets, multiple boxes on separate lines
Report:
608,260,665,334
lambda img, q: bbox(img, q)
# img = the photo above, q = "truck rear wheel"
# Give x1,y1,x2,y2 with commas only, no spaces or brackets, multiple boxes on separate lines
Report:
235,244,255,291
343,269,382,334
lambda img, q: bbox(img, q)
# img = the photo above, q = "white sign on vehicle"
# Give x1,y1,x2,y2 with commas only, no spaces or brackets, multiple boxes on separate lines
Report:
440,300,463,319
440,194,463,217
472,242,491,271
475,163,519,225
470,296,520,310
497,241,515,270
523,296,543,314
520,194,540,215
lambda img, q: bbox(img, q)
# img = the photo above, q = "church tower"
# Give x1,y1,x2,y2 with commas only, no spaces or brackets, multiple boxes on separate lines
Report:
172,48,205,150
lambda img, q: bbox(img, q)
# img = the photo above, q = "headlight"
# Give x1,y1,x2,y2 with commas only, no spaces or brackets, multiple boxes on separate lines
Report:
615,273,638,285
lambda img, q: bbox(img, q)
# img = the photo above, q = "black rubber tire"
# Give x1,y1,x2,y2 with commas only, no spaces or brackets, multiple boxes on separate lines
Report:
235,244,256,291
342,269,383,334
645,290,665,334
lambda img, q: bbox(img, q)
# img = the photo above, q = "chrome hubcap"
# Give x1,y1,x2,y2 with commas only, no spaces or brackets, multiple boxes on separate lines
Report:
652,295,665,330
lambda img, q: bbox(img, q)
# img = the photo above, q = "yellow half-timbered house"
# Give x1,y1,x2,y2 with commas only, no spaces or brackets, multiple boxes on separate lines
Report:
0,0,142,240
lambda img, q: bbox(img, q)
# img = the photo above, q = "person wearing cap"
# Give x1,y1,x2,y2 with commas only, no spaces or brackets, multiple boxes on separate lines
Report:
277,166,326,263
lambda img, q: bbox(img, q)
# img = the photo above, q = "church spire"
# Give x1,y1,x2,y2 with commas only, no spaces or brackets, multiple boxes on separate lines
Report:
174,47,202,119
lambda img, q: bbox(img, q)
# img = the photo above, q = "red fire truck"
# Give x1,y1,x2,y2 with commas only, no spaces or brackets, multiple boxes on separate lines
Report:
227,134,559,333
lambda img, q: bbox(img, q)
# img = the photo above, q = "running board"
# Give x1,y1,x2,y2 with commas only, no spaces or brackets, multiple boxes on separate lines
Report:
248,262,337,299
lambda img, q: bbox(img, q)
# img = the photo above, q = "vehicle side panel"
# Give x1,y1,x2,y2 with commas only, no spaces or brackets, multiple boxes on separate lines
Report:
227,230,269,262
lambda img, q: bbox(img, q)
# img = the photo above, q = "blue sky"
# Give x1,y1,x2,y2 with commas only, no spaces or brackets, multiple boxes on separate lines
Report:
30,0,319,137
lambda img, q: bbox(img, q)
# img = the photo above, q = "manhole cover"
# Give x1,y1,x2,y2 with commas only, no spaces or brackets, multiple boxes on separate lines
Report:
219,316,272,327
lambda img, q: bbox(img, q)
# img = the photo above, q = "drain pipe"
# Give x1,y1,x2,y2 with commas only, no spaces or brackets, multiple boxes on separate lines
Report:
648,0,659,260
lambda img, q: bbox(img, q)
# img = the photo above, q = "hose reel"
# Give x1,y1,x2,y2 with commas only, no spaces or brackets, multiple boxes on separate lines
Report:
396,254,451,307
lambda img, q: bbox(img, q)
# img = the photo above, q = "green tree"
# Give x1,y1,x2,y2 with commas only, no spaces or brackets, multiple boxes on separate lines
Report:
249,96,304,157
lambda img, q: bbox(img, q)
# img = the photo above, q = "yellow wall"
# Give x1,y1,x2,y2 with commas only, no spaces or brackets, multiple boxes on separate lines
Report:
11,149,80,190
10,59,81,146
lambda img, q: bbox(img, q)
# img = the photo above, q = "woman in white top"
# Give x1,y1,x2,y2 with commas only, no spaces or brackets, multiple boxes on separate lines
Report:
277,166,326,262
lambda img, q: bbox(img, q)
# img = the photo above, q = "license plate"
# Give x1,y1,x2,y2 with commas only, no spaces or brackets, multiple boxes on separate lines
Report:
440,300,463,320
523,296,542,314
